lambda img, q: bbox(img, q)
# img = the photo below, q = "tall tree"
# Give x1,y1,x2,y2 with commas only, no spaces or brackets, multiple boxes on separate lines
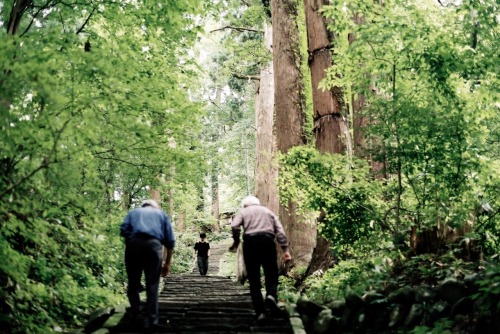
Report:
347,14,386,178
271,0,316,267
199,0,278,218
254,22,278,212
302,0,353,275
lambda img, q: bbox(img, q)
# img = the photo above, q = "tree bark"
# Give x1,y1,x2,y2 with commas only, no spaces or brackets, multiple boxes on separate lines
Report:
349,15,386,178
1,1,32,108
211,165,221,232
7,0,32,35
272,0,315,268
254,23,279,213
150,189,161,203
303,0,352,276
177,211,186,232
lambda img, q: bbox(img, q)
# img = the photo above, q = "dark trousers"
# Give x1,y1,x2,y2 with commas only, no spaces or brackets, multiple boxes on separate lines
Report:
243,233,279,315
197,256,209,275
125,236,163,326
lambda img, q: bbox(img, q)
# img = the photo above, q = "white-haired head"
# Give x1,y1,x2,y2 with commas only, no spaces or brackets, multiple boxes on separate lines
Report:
242,195,260,208
141,199,160,209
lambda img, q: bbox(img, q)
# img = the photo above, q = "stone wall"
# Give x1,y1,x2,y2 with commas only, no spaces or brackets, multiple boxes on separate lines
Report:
290,276,500,333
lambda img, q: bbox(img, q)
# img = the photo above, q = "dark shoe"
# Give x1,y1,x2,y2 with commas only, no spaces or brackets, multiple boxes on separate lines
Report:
265,295,289,319
124,307,142,325
255,312,267,325
143,322,171,333
265,295,281,315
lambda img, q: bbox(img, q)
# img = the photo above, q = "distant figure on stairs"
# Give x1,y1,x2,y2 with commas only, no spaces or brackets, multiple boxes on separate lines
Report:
230,195,292,322
120,199,175,332
194,232,211,275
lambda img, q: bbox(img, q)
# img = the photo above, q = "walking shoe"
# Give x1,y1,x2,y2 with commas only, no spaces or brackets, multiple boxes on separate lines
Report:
143,322,172,333
124,307,143,325
255,312,267,325
265,295,281,315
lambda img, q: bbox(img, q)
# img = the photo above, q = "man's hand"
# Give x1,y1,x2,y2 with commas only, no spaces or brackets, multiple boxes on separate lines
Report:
161,247,174,277
282,251,292,264
161,262,171,277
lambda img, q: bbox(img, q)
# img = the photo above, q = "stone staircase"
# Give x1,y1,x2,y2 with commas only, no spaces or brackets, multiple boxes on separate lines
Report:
156,274,293,333
86,240,296,334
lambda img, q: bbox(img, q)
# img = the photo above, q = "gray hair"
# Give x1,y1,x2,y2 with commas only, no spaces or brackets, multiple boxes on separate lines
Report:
241,195,260,208
141,199,160,209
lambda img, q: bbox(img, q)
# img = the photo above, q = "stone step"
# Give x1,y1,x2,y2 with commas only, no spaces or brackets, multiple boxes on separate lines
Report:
159,301,254,309
98,242,294,334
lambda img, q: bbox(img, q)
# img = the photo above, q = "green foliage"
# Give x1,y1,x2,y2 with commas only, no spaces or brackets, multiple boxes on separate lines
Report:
278,275,300,304
303,261,360,304
0,0,206,332
279,146,387,256
474,259,500,313
321,0,499,249
390,252,479,287
0,208,125,333
411,319,454,334
302,256,390,305
209,0,271,78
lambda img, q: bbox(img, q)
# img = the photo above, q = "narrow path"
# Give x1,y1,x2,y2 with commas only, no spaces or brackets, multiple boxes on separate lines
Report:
95,239,294,334
190,237,230,275
156,274,293,333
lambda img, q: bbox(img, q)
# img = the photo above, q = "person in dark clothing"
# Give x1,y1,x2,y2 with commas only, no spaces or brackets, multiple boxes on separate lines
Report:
229,196,292,321
194,233,210,275
120,199,175,331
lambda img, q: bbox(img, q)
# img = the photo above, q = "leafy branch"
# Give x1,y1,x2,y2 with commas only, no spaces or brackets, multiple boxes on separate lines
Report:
233,74,260,81
0,117,71,199
75,6,96,34
210,25,263,34
91,155,158,168
0,157,52,199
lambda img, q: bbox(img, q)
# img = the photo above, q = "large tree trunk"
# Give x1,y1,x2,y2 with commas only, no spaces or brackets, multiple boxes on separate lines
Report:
209,85,223,232
349,15,387,178
176,211,186,232
6,0,32,35
150,189,161,203
211,165,221,232
352,92,387,178
303,0,352,276
254,23,279,213
271,0,316,268
1,1,32,116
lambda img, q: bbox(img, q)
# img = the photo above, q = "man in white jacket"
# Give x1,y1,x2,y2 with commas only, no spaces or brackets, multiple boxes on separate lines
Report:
230,195,292,321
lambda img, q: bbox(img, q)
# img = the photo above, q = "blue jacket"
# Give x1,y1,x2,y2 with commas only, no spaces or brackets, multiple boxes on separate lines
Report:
120,206,175,248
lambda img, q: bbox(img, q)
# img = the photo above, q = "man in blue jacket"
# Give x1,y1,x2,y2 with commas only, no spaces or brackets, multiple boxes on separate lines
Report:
120,199,175,331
